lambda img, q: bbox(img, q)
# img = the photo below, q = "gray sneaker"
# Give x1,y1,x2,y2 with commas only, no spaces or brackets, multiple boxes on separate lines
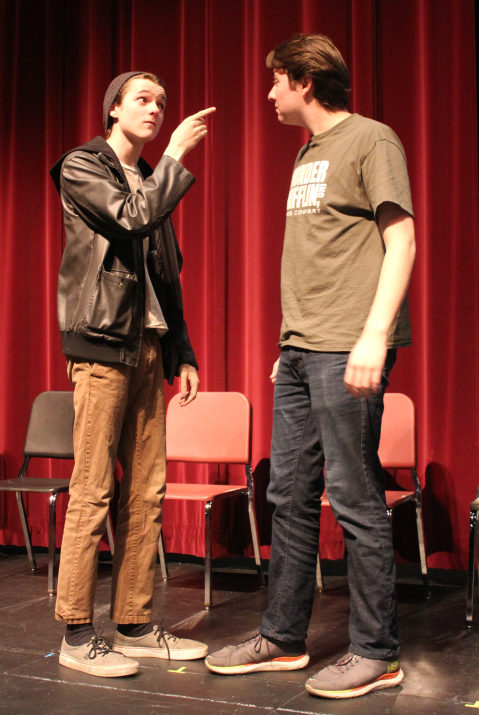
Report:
113,624,208,660
59,634,139,677
205,632,310,675
305,652,404,699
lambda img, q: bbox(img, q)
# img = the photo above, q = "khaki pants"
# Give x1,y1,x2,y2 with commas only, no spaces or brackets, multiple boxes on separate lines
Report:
55,331,166,624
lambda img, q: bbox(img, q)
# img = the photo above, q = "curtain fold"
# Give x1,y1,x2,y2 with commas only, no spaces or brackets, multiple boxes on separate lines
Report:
0,0,477,568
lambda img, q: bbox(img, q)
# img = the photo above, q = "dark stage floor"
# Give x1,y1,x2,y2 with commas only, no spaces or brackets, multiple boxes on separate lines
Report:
0,550,478,714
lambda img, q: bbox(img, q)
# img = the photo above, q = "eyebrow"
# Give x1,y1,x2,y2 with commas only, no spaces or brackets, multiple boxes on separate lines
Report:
135,88,167,101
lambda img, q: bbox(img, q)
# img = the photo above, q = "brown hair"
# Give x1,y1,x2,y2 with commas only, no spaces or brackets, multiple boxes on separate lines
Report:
266,33,350,110
105,72,166,138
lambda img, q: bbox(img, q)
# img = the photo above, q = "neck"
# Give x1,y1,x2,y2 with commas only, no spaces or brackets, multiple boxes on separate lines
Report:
302,102,351,136
106,131,144,166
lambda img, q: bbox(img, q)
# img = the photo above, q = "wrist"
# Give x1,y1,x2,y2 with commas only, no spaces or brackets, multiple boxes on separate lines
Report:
164,144,184,162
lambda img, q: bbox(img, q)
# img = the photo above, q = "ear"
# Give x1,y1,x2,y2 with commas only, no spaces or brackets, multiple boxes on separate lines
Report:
109,103,120,121
300,76,314,95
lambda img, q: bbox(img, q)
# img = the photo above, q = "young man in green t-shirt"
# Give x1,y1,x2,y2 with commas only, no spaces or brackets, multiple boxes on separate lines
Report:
206,33,416,700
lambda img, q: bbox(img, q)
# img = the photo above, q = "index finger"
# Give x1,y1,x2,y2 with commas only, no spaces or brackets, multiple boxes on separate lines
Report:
192,107,216,119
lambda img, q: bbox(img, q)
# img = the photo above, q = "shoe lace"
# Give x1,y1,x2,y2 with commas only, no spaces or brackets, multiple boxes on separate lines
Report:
153,624,178,659
335,653,360,671
253,633,264,654
86,633,113,660
239,631,263,654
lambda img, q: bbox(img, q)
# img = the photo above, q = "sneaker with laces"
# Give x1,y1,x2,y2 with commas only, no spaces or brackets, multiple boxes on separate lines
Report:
205,632,309,674
305,652,404,699
113,624,208,660
59,634,139,677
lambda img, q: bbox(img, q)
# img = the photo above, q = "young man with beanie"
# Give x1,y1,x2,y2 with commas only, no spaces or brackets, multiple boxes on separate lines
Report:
206,33,415,700
50,71,215,677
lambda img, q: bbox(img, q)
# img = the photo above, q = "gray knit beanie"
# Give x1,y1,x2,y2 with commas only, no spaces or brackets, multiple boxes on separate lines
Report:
102,71,145,133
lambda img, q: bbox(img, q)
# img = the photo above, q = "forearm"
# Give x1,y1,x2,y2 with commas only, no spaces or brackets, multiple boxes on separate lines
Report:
362,222,416,340
61,152,194,239
344,208,415,396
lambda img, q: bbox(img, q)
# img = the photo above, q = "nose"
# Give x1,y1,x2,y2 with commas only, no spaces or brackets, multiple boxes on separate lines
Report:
268,88,275,102
149,101,160,115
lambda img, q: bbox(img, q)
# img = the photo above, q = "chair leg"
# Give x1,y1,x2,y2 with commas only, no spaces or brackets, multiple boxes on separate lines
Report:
158,529,168,580
247,500,265,587
204,501,213,609
316,553,324,592
476,534,479,620
414,502,430,598
15,492,36,571
106,512,115,556
48,493,57,595
466,509,477,627
411,469,430,597
245,466,264,587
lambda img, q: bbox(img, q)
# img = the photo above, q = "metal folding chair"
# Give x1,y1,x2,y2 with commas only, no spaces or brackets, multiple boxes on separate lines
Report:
158,391,264,608
316,393,429,595
0,391,114,594
466,488,479,627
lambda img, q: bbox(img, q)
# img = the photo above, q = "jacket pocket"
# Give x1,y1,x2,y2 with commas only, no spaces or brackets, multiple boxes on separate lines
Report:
80,268,139,342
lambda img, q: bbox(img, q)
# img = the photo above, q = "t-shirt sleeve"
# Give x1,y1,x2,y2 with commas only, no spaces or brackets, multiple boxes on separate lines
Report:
361,138,414,218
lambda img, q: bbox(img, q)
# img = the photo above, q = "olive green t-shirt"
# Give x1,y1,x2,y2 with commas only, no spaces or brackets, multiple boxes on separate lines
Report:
279,113,413,351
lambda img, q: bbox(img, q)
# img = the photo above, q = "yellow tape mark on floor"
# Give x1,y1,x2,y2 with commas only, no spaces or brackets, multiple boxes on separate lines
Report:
168,666,187,674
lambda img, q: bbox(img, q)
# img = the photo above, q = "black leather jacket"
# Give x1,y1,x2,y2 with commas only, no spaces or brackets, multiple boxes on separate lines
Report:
50,137,198,383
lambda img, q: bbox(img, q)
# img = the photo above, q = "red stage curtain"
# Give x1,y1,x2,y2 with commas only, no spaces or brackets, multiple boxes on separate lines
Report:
0,0,477,569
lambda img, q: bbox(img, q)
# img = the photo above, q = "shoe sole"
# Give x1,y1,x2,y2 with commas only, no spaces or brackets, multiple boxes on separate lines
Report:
59,653,139,677
205,653,310,675
305,667,404,699
113,644,208,660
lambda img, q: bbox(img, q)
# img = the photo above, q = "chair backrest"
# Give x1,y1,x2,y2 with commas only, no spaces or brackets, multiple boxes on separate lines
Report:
23,391,74,459
166,392,251,464
378,392,416,469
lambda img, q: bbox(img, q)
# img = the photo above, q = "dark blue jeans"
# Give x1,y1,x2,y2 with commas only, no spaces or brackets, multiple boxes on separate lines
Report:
260,347,399,661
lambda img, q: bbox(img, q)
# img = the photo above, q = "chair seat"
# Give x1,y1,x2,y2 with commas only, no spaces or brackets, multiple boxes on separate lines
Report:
165,483,247,501
385,490,415,508
0,478,70,493
321,491,415,509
